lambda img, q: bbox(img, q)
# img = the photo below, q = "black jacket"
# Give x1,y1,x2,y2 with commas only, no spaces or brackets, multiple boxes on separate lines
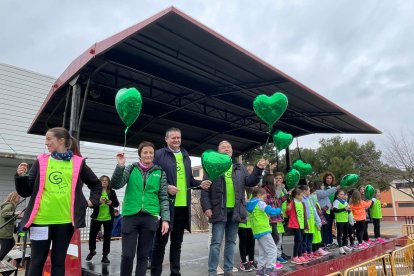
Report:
154,147,201,231
201,163,263,223
90,189,120,219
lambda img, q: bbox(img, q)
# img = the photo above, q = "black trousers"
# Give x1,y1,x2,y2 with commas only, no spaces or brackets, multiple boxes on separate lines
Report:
0,238,15,260
292,228,304,258
336,222,348,247
151,207,187,276
355,220,366,244
28,223,74,276
238,227,255,263
348,223,355,245
363,220,369,241
121,213,159,276
372,219,381,238
89,219,113,255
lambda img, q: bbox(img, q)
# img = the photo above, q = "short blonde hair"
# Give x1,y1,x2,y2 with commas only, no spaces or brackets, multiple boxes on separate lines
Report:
4,192,20,205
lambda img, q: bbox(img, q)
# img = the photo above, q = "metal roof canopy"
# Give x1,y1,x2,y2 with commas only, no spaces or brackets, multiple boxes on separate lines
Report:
28,6,380,156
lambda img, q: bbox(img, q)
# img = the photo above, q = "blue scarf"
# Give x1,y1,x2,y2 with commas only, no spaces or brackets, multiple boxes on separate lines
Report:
336,198,347,205
51,150,74,161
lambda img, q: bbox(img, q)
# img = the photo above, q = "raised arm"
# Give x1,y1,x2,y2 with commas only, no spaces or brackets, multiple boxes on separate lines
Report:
15,160,39,197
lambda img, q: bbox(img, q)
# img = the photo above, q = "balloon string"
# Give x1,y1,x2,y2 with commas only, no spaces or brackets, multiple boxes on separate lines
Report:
296,137,303,160
123,127,129,151
261,133,271,159
0,133,26,162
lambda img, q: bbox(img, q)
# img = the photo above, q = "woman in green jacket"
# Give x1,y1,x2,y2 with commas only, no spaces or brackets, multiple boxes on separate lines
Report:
0,192,22,260
112,141,170,276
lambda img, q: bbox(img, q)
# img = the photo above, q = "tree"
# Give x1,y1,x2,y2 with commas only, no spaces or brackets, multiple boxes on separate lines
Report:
383,131,414,199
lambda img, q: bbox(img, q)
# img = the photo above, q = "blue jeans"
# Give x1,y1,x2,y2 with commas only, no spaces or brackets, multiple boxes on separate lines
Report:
208,209,239,275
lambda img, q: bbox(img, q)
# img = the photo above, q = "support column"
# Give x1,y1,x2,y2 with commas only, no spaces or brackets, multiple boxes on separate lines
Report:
69,75,81,145
285,147,291,172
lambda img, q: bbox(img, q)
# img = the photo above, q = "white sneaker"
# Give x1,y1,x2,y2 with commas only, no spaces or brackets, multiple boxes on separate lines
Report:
232,266,239,272
339,247,346,254
217,266,224,275
343,246,352,252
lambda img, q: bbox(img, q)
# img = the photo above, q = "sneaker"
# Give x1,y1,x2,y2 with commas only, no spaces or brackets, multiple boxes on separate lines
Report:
277,256,288,264
298,256,309,263
302,253,311,262
255,268,265,276
232,267,238,272
331,243,338,248
101,255,110,264
317,248,330,256
85,251,96,262
362,242,370,248
274,262,283,270
339,247,346,254
147,259,151,270
343,246,353,252
239,262,253,272
376,238,385,243
281,252,291,260
249,260,258,270
217,266,224,275
291,256,302,264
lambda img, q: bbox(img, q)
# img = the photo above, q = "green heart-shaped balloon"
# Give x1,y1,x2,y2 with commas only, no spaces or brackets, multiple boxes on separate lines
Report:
285,168,300,190
340,174,359,187
273,130,293,151
292,160,312,178
364,184,375,200
253,92,288,129
115,87,142,128
201,149,232,181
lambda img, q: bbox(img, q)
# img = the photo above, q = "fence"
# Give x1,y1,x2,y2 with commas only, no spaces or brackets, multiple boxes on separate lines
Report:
391,243,414,276
344,254,392,276
326,272,342,276
402,224,414,240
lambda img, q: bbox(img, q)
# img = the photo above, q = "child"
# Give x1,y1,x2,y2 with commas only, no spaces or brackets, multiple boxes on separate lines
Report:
286,187,308,265
262,173,289,264
246,187,283,275
238,187,256,272
349,190,372,249
332,189,353,254
358,185,373,245
370,189,386,243
299,185,322,261
309,187,330,257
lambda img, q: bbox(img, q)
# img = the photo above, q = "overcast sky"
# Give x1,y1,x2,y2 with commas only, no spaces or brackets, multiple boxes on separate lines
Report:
1,0,413,163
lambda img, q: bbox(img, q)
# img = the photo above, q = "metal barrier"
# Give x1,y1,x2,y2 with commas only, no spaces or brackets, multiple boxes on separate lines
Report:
402,224,414,240
391,243,414,276
344,254,392,276
326,272,343,276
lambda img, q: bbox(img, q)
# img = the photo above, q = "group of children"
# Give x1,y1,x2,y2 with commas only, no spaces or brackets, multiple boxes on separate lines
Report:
238,172,386,276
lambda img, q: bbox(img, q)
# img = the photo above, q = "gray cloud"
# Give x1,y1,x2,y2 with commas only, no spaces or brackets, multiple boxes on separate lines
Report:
1,0,413,152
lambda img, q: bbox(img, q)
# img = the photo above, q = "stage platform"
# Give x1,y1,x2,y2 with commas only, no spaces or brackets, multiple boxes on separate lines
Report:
80,233,408,276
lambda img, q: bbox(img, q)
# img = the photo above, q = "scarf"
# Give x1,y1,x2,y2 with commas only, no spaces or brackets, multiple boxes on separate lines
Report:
138,161,153,172
336,198,347,205
51,150,73,161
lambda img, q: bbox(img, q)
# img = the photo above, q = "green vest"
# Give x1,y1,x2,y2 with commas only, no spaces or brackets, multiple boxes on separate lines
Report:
225,165,235,208
305,199,315,234
370,199,382,219
312,203,322,244
249,202,272,236
122,166,162,217
174,152,187,206
294,201,305,229
34,158,72,224
334,201,349,223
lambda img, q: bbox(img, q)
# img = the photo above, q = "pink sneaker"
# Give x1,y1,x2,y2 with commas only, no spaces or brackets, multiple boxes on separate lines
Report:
318,248,331,255
298,256,309,263
309,253,317,259
376,238,385,243
291,257,303,264
362,242,370,248
302,254,310,262
274,263,283,270
313,251,323,258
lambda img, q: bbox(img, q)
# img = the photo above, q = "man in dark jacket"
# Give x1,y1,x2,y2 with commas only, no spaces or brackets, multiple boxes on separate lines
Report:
201,140,268,276
151,127,211,276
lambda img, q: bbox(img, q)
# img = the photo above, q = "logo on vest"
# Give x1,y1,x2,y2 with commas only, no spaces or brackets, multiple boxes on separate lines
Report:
49,171,63,185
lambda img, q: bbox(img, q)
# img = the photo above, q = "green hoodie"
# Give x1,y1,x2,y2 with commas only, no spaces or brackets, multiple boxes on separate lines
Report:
0,202,16,239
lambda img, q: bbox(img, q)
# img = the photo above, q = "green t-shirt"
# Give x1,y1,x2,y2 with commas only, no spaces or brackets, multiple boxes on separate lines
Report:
225,165,235,208
96,191,111,221
333,200,349,223
34,157,72,225
174,152,187,207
